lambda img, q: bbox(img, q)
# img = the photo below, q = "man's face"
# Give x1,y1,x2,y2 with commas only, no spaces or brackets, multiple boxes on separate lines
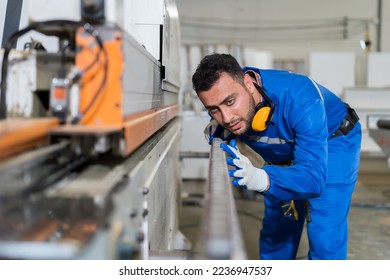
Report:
198,72,256,136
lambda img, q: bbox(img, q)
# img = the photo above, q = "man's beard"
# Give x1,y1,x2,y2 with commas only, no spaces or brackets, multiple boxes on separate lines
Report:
241,97,256,135
226,96,256,136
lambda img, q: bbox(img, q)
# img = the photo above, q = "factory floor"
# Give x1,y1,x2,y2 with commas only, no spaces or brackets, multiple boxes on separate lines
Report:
178,159,390,260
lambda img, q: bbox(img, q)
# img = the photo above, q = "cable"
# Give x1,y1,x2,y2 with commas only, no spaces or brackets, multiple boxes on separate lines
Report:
0,20,84,119
74,23,109,124
0,20,108,123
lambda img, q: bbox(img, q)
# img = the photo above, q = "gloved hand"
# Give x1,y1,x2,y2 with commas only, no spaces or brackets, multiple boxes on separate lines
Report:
220,139,269,192
204,118,233,144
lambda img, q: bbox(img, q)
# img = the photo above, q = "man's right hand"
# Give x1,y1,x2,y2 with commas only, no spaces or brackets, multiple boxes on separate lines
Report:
220,139,269,193
204,119,233,144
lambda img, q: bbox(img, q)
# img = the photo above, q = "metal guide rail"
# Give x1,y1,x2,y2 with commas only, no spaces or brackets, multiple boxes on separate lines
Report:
0,118,182,259
197,137,247,259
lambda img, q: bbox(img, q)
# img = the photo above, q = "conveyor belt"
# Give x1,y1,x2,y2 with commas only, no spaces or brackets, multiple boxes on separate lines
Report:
0,141,87,198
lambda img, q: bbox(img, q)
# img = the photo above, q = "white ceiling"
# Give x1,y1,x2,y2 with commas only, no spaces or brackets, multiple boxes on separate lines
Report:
176,0,382,49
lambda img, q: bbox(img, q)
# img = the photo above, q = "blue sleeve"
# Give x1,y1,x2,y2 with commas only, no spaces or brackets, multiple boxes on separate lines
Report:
262,97,328,201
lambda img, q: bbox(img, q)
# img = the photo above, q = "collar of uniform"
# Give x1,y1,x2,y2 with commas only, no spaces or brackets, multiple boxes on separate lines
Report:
242,67,263,87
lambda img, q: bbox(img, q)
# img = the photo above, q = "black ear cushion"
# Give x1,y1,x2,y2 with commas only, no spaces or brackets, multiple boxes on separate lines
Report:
255,102,267,111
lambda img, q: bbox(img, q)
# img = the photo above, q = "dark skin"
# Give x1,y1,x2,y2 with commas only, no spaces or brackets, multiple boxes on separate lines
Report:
198,72,262,136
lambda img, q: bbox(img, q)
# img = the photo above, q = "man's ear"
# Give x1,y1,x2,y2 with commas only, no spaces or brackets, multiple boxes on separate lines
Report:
243,73,256,94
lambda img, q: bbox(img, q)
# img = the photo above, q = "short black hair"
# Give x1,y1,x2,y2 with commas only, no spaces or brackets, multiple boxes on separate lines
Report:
192,53,244,94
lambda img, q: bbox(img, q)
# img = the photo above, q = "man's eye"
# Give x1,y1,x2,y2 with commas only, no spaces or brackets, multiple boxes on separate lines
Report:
227,99,234,106
209,108,218,114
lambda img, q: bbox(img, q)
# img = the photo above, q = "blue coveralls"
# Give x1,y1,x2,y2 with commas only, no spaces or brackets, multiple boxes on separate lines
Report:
239,67,362,260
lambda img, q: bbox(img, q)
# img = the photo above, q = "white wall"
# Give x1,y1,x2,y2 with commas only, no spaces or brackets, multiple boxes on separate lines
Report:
367,52,390,87
309,52,356,96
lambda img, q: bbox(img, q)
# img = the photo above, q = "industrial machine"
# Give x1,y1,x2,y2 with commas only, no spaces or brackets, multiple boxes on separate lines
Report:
368,114,390,169
0,0,187,259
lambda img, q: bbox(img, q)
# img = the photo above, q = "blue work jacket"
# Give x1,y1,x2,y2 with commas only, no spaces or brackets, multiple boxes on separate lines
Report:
239,67,347,201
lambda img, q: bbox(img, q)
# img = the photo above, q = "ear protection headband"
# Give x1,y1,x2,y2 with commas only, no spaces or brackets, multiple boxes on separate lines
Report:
251,82,274,132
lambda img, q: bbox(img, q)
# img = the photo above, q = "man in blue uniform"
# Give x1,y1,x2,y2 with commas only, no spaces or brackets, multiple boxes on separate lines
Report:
192,53,361,260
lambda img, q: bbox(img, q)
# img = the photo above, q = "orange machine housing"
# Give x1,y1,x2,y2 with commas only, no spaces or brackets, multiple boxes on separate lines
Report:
76,27,123,127
55,25,179,157
0,24,178,160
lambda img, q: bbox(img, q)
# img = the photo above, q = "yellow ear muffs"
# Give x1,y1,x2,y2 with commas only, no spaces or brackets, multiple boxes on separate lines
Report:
250,82,274,132
251,103,271,132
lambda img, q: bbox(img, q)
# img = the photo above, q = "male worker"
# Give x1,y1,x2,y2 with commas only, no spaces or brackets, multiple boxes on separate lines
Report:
191,53,361,260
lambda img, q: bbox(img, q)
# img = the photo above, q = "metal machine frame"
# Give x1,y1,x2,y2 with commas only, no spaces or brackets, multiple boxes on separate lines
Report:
0,0,187,260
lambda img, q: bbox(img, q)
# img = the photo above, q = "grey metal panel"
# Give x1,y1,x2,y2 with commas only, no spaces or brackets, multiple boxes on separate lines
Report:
122,32,164,115
1,0,23,49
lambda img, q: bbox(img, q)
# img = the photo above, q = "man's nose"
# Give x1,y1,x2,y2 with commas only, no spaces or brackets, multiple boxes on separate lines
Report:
220,107,233,124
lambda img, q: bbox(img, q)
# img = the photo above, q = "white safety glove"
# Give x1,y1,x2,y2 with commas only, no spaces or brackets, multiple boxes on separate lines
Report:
220,139,269,192
204,118,233,144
